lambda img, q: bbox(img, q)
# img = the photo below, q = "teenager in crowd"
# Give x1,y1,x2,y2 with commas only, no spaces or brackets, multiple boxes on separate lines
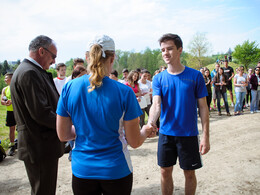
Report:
138,69,152,128
1,73,16,156
246,68,253,107
213,67,231,116
233,66,247,115
249,67,260,113
204,68,212,111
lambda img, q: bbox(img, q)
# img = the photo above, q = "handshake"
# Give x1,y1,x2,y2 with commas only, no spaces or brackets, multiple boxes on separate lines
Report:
141,121,158,138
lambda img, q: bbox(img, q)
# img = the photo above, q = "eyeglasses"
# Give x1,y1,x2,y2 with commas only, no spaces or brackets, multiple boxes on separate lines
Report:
43,47,56,59
256,69,260,71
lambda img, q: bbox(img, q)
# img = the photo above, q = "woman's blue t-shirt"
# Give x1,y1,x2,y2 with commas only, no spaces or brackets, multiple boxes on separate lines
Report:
153,67,208,136
56,75,142,180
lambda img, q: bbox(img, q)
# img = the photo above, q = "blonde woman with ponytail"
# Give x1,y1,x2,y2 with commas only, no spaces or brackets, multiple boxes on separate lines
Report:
56,35,156,195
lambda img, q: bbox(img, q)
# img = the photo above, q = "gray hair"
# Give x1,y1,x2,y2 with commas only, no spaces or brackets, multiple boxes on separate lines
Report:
28,35,54,52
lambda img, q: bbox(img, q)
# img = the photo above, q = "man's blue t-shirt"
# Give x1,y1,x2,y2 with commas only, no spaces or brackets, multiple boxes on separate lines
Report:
56,75,142,180
153,66,208,136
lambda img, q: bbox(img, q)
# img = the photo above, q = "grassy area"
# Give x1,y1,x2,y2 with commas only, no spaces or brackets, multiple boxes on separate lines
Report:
0,105,9,139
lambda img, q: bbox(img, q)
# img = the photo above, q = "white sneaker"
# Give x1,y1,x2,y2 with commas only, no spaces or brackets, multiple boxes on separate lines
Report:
250,111,254,114
256,110,260,113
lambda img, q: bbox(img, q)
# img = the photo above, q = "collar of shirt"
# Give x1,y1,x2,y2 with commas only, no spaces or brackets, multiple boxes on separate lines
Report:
26,57,43,69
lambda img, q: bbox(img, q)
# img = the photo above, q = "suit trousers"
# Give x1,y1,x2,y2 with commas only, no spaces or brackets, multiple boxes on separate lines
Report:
24,158,59,195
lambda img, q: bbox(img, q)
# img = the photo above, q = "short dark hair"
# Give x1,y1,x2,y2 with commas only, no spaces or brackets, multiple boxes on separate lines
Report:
111,70,118,78
56,63,66,70
5,72,13,78
73,58,84,66
72,65,87,79
159,33,183,49
122,68,129,73
29,35,54,52
141,69,149,74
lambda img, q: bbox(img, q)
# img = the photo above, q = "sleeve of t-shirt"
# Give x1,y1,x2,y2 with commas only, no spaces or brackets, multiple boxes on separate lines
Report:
56,84,70,117
152,75,161,97
195,73,208,99
123,89,143,121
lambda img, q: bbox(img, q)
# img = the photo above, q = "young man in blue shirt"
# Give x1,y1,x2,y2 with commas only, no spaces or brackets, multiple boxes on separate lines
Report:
148,33,210,195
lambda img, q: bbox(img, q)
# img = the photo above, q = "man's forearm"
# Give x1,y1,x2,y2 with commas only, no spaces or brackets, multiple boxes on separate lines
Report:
148,103,161,126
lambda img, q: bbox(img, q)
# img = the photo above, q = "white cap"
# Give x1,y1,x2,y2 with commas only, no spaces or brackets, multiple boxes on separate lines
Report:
89,35,115,58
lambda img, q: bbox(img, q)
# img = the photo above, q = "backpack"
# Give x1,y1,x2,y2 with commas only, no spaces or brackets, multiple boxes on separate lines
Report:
0,144,6,162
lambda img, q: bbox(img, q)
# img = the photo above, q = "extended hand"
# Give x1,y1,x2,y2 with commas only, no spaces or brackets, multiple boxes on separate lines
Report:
199,137,210,155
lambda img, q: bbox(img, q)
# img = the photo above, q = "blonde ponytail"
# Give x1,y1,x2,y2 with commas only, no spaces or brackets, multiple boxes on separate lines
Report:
87,44,114,92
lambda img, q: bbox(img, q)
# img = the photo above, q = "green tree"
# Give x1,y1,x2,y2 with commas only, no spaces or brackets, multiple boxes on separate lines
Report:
47,68,57,78
188,32,211,68
3,60,10,75
232,40,260,70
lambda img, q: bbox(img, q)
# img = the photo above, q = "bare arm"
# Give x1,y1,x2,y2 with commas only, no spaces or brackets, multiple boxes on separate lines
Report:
148,95,161,127
1,87,6,106
198,97,210,155
229,72,235,80
56,115,76,142
124,118,154,148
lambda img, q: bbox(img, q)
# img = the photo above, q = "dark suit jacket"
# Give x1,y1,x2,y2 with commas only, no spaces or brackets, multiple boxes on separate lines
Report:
10,59,64,163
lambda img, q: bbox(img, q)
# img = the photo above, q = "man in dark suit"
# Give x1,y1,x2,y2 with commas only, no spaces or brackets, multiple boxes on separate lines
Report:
10,35,64,195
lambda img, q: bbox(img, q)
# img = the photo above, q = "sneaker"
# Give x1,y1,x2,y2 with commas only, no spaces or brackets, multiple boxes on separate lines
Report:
250,111,254,114
8,146,15,156
227,113,231,116
213,105,216,109
256,110,260,113
231,103,234,107
218,112,222,116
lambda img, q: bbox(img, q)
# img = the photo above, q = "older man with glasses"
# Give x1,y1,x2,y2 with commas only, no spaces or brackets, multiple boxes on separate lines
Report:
10,35,64,195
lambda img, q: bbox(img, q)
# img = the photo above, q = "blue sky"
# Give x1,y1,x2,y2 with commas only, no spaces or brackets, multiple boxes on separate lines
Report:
0,0,259,64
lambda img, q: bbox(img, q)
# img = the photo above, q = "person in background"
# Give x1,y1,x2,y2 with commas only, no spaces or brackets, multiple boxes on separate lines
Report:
109,69,123,83
246,68,253,107
223,60,235,107
121,68,129,84
249,67,260,113
160,66,167,72
213,67,231,116
147,71,152,82
204,69,212,112
1,73,16,156
233,66,248,115
72,65,87,79
211,63,220,110
126,70,147,127
126,70,142,97
66,58,85,83
10,35,64,195
56,35,155,195
149,33,210,195
53,63,67,94
138,69,152,128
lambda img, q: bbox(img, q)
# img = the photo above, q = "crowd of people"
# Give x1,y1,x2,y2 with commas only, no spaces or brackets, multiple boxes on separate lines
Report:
0,32,258,195
199,60,260,116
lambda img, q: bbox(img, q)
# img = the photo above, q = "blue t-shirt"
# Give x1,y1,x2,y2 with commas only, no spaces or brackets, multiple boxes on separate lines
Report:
56,75,142,180
153,66,208,136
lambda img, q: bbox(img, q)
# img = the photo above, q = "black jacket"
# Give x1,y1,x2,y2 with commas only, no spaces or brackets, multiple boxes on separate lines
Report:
10,59,64,163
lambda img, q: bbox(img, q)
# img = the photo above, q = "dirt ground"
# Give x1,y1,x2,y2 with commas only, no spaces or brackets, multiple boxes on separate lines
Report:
1,108,260,195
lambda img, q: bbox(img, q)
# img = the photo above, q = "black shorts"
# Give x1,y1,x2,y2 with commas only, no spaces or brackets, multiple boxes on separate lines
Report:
72,173,133,195
226,82,232,91
6,111,16,127
157,133,202,170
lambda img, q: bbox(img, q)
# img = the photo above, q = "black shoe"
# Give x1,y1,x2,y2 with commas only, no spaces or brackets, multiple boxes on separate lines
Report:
8,146,15,156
